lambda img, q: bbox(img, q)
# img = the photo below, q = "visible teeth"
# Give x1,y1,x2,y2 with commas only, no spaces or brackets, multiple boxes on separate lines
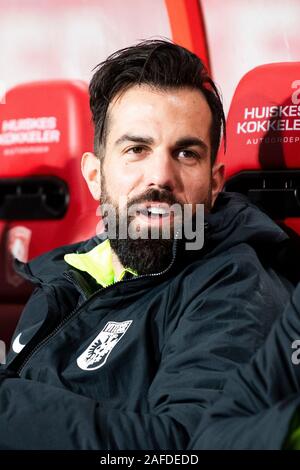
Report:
147,207,169,215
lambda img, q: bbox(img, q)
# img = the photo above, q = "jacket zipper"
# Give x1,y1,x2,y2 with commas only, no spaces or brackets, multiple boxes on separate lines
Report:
16,237,180,375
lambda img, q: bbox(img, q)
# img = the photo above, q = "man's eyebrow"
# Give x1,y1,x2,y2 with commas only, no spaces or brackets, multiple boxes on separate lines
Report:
115,134,155,146
114,134,208,152
174,137,208,152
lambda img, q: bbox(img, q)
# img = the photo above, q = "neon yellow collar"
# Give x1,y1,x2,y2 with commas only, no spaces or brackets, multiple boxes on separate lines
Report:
64,239,138,287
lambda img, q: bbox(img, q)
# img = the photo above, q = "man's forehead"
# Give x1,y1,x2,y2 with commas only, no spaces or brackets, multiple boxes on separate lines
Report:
109,83,209,110
106,84,212,139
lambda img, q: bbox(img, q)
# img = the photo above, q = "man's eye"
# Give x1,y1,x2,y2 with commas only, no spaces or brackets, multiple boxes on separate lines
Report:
127,146,144,154
177,149,198,159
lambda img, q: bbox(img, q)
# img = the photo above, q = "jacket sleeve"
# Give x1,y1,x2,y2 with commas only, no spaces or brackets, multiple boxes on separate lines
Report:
0,257,291,450
189,282,300,450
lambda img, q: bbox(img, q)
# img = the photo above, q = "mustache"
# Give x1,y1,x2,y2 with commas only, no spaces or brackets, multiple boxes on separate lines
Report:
127,188,181,208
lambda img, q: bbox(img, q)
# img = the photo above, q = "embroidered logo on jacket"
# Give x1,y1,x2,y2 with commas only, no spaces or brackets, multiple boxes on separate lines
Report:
12,332,26,354
76,320,132,371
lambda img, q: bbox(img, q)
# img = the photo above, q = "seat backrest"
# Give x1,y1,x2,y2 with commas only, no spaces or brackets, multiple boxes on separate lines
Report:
219,62,300,234
0,80,99,344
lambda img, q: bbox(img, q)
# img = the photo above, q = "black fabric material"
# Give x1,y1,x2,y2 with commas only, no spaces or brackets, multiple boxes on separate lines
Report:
189,282,300,450
0,192,298,450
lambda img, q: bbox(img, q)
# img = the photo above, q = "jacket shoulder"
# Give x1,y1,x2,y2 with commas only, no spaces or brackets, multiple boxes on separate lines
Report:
14,236,104,284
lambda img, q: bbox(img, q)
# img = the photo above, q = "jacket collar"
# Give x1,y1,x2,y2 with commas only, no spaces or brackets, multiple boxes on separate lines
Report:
64,239,138,287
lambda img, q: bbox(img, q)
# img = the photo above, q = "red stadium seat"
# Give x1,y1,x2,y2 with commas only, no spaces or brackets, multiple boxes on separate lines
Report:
0,80,99,346
219,62,300,234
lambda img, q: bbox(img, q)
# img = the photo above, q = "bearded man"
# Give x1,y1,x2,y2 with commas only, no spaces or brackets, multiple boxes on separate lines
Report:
0,40,297,450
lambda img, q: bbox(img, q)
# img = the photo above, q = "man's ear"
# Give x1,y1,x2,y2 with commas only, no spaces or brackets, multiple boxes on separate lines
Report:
211,162,225,207
81,152,101,201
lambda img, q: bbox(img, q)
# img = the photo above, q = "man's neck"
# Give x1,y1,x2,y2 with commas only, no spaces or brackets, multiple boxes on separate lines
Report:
111,249,125,280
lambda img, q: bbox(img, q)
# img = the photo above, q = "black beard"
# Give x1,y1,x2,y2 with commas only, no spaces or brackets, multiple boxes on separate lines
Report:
101,185,180,275
100,178,212,275
109,237,173,275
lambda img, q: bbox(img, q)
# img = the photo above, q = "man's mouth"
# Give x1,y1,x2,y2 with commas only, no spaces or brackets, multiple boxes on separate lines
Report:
137,203,171,219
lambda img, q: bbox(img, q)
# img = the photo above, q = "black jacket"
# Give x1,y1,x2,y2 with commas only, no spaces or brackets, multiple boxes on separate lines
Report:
189,266,300,450
0,192,296,449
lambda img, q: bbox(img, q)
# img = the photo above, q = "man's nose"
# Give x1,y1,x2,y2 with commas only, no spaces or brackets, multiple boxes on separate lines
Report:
144,151,178,192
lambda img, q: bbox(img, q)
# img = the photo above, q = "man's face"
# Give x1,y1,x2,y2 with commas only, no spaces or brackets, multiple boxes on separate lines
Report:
83,84,224,274
103,84,220,214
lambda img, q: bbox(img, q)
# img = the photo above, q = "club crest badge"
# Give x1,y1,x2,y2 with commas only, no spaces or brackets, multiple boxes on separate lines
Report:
77,320,132,371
